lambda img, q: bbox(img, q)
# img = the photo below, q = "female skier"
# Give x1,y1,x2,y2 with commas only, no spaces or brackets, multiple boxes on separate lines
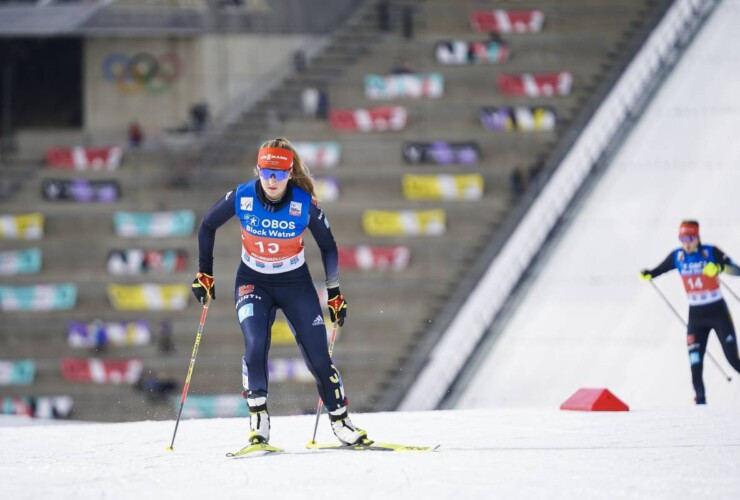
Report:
191,137,366,445
640,220,740,404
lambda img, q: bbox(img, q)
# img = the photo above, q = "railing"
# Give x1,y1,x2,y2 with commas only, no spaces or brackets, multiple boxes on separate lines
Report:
0,0,363,35
396,0,720,412
0,1,112,36
81,0,365,34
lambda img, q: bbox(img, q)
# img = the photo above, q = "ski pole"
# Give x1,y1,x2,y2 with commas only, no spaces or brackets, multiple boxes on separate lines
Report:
309,322,339,445
167,296,211,451
647,280,732,382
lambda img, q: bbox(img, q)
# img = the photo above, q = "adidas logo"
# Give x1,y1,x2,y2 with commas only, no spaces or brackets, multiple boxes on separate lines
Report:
312,315,325,326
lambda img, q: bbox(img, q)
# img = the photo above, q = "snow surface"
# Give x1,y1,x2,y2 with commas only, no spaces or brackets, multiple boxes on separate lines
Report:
1,408,739,500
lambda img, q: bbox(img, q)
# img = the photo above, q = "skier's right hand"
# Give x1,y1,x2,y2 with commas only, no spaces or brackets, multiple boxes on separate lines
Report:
639,269,652,281
192,272,215,304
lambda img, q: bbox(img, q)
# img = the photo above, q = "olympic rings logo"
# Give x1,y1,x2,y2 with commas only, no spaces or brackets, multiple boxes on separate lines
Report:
102,52,182,95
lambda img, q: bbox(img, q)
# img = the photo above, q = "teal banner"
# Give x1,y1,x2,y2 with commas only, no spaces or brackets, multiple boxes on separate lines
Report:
179,394,250,419
0,360,35,385
114,210,195,238
0,248,42,275
0,283,77,311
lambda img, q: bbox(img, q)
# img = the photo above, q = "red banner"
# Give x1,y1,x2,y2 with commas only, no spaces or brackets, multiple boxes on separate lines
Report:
46,146,124,171
329,106,408,132
338,245,411,271
497,72,573,97
470,9,545,33
61,358,142,384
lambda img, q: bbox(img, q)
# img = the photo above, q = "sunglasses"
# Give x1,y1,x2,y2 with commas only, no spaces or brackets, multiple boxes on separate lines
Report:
679,235,697,243
258,168,290,182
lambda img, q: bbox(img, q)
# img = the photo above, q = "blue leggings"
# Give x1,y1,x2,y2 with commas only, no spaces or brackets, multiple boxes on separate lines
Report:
233,264,346,411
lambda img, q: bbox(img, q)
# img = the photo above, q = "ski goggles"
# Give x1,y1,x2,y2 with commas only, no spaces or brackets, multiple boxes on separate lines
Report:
258,167,291,182
679,235,698,243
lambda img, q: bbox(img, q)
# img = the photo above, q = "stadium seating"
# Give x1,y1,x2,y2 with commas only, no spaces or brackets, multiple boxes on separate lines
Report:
0,0,660,421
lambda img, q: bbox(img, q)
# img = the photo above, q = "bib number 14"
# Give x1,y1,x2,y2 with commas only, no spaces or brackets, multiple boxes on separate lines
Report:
686,276,703,290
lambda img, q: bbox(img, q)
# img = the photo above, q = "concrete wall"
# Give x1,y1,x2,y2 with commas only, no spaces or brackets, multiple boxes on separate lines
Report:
84,34,319,141
199,34,320,122
85,37,199,139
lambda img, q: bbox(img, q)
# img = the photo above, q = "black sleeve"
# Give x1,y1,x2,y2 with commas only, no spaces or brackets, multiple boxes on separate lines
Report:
307,201,340,288
712,246,740,276
646,252,676,278
198,189,237,275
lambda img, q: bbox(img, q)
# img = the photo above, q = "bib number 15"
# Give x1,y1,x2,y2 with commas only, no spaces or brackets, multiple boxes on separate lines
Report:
255,241,279,254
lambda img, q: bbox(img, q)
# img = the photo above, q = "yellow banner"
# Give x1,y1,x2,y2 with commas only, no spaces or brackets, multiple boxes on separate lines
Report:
363,209,446,236
402,174,484,200
271,320,296,345
107,284,189,311
0,213,44,240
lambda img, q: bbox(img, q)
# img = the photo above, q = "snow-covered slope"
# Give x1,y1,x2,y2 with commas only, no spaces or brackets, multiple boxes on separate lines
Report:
456,0,740,411
2,408,739,499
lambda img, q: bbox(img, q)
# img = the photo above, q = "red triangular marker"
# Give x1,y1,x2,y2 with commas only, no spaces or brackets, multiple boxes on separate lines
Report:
560,388,629,411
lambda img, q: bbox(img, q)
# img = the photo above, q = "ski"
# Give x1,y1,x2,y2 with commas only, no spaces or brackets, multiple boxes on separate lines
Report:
226,439,440,457
226,442,284,457
306,439,439,452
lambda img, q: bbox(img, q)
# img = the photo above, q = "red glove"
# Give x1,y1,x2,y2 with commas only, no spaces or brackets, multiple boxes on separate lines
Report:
327,287,347,326
192,272,215,304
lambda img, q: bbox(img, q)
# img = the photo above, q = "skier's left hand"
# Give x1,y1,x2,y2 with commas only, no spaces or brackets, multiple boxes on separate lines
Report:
327,287,348,326
702,262,722,278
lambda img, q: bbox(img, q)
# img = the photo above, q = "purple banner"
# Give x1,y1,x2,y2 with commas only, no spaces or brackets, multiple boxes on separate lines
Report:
403,142,481,165
67,319,153,348
41,179,120,203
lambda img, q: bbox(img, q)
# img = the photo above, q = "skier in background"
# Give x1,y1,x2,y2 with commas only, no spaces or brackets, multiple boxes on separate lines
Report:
640,220,740,404
191,137,366,446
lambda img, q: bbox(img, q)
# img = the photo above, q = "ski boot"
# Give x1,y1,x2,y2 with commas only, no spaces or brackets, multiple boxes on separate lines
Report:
329,406,368,445
246,392,270,444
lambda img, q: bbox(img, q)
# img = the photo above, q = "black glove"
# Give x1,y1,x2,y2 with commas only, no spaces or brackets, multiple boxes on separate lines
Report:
327,286,348,326
192,272,215,304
